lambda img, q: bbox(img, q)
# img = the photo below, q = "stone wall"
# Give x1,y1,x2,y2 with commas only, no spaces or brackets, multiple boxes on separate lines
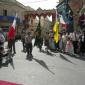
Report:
0,1,26,20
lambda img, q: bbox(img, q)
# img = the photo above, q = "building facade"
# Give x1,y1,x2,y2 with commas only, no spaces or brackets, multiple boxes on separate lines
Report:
0,0,34,37
58,0,83,32
24,8,56,36
0,0,24,31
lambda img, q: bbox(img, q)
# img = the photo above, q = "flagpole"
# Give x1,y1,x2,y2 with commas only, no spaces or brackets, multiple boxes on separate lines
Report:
8,14,17,40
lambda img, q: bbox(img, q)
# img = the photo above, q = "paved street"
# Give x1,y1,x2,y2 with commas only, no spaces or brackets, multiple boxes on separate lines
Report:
0,40,85,85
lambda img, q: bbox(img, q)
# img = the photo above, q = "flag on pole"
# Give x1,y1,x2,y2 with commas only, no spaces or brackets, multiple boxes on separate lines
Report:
34,20,41,45
53,20,59,43
35,20,41,36
7,14,17,40
59,15,67,29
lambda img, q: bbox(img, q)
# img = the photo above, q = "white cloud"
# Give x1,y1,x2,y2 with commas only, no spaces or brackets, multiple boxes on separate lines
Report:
16,0,59,10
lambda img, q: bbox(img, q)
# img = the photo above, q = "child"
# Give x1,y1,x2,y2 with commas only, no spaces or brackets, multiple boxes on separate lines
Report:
65,37,74,54
25,32,33,59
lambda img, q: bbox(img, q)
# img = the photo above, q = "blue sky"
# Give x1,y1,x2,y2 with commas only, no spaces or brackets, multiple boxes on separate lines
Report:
16,0,59,10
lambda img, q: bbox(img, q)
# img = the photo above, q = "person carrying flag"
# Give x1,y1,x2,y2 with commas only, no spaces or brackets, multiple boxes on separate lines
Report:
7,15,17,54
53,20,59,51
34,20,43,51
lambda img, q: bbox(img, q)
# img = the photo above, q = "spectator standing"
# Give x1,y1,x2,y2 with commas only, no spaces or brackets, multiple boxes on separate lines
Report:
72,32,78,54
79,31,85,56
65,37,74,54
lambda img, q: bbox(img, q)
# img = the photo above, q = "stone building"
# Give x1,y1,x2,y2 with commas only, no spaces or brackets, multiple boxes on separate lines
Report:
0,0,54,38
0,0,34,37
24,7,56,37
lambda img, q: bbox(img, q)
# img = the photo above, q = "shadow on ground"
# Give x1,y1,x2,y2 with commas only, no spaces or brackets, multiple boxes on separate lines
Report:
41,49,55,57
59,54,75,65
33,58,55,75
57,50,85,61
64,52,85,61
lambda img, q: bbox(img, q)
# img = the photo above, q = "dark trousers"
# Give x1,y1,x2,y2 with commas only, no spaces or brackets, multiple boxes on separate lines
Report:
8,39,16,53
0,54,2,66
54,41,59,50
73,41,78,54
80,42,85,54
21,38,25,51
26,43,32,55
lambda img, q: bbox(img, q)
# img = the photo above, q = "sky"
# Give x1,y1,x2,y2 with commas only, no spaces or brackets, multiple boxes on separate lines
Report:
16,0,59,10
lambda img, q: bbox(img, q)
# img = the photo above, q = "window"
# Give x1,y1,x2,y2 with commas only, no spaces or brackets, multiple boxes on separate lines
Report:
3,9,7,16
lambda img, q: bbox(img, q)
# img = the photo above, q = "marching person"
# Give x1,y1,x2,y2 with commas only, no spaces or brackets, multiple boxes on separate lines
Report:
21,28,26,52
7,32,16,54
25,31,33,59
34,32,43,52
44,32,49,52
